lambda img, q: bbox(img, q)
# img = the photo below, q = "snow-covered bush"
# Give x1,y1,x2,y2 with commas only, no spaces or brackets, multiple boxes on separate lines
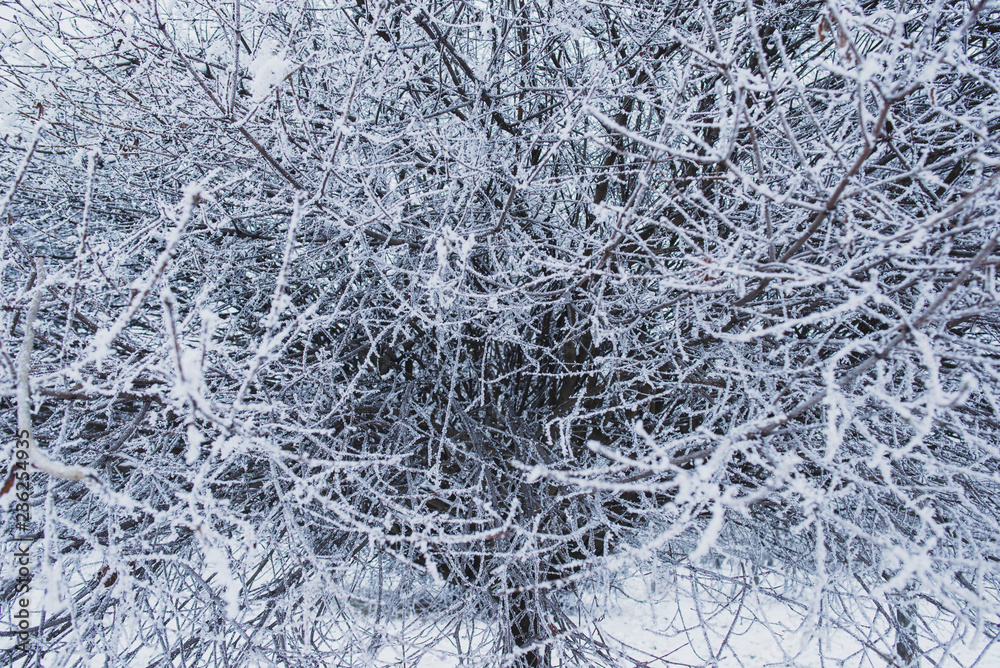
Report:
2,0,998,665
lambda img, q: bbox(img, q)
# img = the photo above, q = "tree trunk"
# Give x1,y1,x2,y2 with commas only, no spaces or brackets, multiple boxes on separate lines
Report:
507,590,547,668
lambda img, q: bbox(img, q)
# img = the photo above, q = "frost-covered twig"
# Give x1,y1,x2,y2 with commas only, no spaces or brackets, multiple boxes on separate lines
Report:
16,257,96,481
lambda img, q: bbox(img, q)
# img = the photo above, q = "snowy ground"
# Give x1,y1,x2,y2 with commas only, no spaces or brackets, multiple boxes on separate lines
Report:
370,564,1000,668
6,556,999,667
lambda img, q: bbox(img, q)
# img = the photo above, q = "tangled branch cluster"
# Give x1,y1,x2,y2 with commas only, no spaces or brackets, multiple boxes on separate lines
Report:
1,0,999,665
